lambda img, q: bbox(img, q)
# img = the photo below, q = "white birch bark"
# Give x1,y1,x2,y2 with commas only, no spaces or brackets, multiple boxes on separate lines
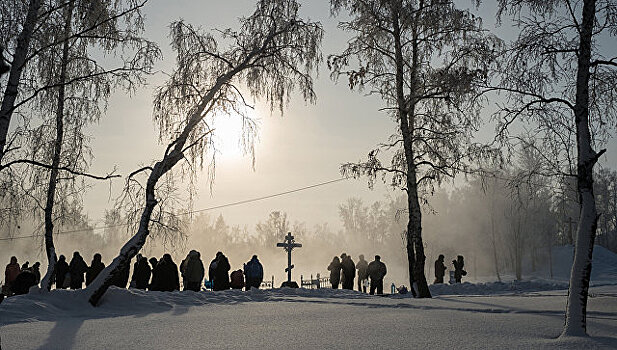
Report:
562,0,602,337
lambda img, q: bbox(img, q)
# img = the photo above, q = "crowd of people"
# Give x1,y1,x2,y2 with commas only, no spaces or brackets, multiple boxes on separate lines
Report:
434,254,467,284
3,251,466,301
327,254,387,295
2,251,265,298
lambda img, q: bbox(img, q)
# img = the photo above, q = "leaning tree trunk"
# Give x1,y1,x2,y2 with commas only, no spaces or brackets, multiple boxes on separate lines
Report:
0,0,42,164
86,67,240,306
40,0,74,291
562,0,602,337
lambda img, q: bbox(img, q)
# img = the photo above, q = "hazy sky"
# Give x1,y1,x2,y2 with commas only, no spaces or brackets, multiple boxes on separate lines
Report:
78,0,617,235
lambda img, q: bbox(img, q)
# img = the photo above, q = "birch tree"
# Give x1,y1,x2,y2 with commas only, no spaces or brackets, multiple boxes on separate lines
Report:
0,0,159,290
36,0,158,291
329,0,500,297
494,0,617,336
85,0,322,306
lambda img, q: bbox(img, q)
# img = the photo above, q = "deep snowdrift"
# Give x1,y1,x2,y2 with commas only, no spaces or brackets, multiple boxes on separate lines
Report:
534,245,617,285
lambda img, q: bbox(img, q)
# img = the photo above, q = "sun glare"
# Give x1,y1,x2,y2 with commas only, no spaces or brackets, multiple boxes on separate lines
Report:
211,113,257,159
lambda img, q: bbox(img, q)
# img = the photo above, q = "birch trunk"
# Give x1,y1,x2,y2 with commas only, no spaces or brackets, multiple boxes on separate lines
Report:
490,206,502,282
40,0,75,292
392,3,430,298
0,0,42,163
562,0,601,337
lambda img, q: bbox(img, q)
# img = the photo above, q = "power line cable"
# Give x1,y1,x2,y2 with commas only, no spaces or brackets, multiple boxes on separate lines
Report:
0,172,582,242
0,178,348,241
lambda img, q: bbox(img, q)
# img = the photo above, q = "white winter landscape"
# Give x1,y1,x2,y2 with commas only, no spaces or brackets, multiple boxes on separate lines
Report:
1,246,616,350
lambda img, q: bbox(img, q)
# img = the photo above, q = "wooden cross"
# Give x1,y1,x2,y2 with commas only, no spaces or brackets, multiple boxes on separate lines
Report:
277,232,302,283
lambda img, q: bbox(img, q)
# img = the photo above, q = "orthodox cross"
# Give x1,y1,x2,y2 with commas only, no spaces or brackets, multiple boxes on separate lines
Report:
276,232,302,283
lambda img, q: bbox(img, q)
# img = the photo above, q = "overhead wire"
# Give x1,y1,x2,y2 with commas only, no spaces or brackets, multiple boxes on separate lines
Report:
0,171,581,242
0,178,348,241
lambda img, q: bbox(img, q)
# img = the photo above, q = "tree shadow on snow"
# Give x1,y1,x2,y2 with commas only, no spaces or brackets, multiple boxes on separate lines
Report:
36,318,84,350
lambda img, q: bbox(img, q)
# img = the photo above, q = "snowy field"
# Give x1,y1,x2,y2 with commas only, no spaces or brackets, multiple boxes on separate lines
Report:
1,284,616,350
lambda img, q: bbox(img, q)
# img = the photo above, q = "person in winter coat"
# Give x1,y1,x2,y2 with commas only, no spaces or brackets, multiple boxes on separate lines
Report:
157,254,180,292
367,255,387,295
69,252,88,289
327,256,342,289
434,254,447,284
31,262,41,284
356,254,369,293
339,253,348,287
149,257,159,290
230,269,245,290
244,255,264,290
341,254,356,290
208,252,222,287
453,255,467,283
54,255,69,289
132,256,152,290
213,253,231,291
86,253,105,286
182,251,204,292
5,256,20,295
12,270,37,295
111,260,131,289
180,252,189,288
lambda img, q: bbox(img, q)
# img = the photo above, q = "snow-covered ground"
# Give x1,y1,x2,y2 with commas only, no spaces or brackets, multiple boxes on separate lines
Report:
1,285,616,349
1,245,616,349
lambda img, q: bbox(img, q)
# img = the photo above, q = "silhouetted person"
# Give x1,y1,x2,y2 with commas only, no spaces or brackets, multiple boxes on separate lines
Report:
86,253,105,287
5,256,20,295
131,256,151,290
434,254,447,284
182,251,204,292
69,252,88,289
341,254,356,290
111,260,131,289
31,262,41,284
230,269,244,290
149,257,159,290
453,255,467,283
356,254,369,293
21,261,29,271
54,255,69,289
339,253,348,287
12,270,37,295
153,254,180,292
244,255,264,290
157,254,180,291
208,252,223,287
367,255,387,295
213,253,231,291
180,252,190,288
327,256,342,289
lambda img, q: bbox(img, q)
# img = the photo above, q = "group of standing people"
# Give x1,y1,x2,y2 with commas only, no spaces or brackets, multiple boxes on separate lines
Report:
434,254,467,284
206,252,264,291
328,254,387,295
2,251,265,298
2,257,41,296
